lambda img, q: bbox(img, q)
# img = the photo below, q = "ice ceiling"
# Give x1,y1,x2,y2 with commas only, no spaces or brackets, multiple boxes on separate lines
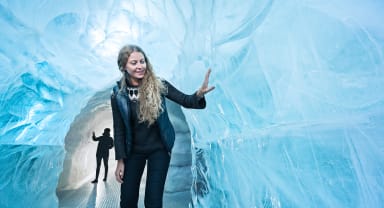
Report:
1,0,384,207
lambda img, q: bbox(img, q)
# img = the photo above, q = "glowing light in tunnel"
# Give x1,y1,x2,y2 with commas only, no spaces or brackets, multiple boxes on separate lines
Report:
91,12,140,60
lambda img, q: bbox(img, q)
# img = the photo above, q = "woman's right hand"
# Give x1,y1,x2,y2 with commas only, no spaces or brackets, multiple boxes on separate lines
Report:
115,159,125,183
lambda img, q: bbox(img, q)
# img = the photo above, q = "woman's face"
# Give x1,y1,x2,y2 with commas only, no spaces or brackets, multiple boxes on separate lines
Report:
125,51,147,85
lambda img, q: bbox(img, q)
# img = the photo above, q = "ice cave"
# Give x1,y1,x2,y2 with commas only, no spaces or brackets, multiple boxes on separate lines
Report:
1,0,384,207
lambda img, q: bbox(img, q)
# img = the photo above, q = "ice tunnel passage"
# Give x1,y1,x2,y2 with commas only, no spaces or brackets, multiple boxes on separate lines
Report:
1,0,384,207
56,87,195,207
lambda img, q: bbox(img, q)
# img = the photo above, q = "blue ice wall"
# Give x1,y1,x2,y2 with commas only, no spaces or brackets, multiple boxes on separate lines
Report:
1,0,384,207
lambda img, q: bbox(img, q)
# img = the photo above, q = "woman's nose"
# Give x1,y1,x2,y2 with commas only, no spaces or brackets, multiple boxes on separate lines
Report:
137,63,145,69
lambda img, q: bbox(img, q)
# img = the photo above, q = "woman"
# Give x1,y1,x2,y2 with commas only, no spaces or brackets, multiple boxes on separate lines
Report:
111,44,214,208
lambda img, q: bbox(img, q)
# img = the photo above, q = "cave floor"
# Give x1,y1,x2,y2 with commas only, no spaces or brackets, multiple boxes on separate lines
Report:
57,162,144,208
57,162,190,208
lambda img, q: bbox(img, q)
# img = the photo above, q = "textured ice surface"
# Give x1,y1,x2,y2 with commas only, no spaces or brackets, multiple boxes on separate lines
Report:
1,0,384,207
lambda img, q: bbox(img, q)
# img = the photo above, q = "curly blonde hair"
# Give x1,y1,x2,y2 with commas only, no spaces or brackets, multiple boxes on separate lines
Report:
117,44,166,125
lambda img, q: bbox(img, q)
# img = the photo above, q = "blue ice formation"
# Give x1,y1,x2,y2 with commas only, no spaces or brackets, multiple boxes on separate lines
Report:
1,0,384,207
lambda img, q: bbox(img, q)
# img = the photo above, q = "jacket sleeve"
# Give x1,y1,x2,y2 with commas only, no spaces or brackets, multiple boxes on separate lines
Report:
92,135,100,141
111,87,127,160
163,80,206,109
109,137,114,149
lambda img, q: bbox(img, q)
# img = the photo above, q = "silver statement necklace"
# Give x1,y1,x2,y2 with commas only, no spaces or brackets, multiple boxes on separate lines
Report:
127,87,139,102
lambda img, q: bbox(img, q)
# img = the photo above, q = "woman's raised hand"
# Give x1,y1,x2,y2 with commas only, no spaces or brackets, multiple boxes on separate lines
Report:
197,68,215,97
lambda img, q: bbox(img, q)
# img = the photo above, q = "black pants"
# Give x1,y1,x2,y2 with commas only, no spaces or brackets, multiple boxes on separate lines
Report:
120,149,170,208
95,155,108,180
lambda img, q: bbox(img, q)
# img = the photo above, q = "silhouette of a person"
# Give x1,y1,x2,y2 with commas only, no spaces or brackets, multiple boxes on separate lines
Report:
91,128,114,183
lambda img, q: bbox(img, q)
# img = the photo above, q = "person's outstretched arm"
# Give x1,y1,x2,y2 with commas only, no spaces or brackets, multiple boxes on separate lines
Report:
165,68,215,109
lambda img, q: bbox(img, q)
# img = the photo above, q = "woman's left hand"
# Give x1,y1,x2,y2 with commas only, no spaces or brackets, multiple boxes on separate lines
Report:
197,68,215,97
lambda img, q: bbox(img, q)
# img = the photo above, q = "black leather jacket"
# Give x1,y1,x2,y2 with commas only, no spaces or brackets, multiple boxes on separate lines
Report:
111,80,206,160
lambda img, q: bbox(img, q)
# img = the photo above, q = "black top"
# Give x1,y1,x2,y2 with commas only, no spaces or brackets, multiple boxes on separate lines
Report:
127,88,164,153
